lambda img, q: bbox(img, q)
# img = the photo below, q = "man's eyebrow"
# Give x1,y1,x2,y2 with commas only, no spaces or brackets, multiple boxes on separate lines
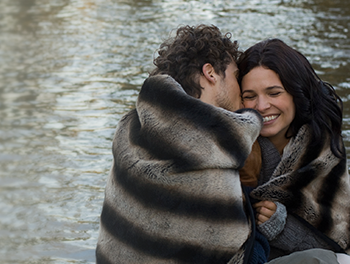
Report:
234,69,239,78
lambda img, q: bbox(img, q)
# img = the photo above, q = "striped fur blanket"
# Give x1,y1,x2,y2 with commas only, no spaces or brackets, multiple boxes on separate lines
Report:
96,74,263,264
251,125,350,254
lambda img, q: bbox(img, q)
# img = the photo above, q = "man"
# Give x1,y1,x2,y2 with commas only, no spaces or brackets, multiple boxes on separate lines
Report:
96,25,264,264
150,24,242,112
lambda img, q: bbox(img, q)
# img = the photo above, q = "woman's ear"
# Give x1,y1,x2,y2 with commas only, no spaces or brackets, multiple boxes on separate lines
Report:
202,63,216,84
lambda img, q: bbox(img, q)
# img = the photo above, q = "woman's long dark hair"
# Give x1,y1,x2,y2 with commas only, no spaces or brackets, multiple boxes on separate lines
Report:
238,39,344,158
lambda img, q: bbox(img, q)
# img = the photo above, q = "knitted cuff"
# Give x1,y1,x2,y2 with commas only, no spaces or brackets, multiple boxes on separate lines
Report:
257,202,287,241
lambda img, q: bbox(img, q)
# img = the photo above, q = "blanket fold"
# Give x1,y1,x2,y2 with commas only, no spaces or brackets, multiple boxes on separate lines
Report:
251,125,350,253
96,74,263,264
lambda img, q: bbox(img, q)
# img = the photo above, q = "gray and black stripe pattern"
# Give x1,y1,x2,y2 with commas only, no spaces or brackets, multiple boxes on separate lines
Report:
96,75,263,264
251,125,350,254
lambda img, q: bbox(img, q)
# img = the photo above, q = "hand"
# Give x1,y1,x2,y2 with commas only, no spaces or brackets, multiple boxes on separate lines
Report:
253,200,277,225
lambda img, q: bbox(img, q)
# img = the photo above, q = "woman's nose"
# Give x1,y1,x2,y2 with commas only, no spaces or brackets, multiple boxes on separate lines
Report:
256,97,270,112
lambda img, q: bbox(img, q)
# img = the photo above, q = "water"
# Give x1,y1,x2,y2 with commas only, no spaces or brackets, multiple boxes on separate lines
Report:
0,0,349,263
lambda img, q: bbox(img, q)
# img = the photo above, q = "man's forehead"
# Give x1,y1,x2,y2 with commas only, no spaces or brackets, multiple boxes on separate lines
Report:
232,61,238,71
226,61,239,73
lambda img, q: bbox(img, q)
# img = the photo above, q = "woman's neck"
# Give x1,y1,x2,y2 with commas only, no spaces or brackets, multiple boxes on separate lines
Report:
269,136,291,156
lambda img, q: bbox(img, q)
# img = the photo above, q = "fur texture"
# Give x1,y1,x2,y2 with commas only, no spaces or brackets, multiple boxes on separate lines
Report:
96,75,263,264
251,125,350,253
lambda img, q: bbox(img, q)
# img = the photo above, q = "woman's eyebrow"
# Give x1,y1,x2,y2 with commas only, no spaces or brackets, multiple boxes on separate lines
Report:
242,86,284,93
242,90,254,94
266,85,284,90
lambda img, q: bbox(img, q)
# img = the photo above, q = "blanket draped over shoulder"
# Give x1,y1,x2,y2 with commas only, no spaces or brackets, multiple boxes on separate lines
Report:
251,125,350,254
96,75,263,264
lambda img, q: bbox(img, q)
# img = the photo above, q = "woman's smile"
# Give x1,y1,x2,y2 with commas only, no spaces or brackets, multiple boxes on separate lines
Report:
262,115,279,124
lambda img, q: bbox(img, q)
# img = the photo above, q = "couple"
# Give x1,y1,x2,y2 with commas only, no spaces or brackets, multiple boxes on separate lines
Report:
96,24,350,263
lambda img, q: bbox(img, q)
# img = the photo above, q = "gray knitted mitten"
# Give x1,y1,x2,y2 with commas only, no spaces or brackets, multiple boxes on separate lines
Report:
257,202,287,241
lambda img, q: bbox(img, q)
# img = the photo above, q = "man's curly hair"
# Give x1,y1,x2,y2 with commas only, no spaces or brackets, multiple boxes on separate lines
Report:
150,24,241,98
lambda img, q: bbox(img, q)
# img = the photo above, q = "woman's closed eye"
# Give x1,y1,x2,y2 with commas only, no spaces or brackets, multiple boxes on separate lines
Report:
242,93,256,100
269,92,282,97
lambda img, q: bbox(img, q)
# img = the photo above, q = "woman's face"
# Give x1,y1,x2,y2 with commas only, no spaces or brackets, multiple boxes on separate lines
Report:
241,66,295,146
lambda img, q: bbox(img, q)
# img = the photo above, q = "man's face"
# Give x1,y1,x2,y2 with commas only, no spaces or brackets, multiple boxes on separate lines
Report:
215,62,242,112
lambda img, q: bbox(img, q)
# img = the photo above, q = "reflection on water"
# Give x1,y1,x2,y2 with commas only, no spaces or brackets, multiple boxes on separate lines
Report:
0,0,349,263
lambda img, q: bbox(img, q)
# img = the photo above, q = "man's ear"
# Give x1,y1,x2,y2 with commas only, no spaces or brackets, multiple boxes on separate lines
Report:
202,63,216,84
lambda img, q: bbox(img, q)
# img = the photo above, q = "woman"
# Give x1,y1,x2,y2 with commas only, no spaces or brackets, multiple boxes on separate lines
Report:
238,39,350,262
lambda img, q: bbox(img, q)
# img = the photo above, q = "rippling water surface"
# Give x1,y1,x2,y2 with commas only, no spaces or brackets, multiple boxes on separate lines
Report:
0,0,349,263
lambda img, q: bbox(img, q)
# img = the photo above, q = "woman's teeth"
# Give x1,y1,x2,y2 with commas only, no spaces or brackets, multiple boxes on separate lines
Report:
263,115,278,123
